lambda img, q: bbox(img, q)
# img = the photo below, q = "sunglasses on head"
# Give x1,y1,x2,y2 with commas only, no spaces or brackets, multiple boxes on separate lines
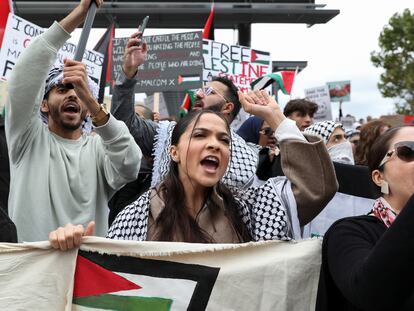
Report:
378,141,414,168
195,86,230,103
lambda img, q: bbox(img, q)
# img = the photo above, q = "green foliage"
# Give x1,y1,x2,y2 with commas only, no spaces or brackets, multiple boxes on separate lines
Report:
371,9,414,115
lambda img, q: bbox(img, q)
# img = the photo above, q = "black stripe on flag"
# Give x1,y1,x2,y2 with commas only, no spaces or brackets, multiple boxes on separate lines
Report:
79,250,220,311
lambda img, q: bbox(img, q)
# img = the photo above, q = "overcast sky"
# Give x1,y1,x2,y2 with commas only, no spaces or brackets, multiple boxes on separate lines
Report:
73,0,412,120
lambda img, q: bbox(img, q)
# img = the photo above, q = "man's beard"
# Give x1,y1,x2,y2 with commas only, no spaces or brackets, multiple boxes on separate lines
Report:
49,107,86,131
203,102,225,113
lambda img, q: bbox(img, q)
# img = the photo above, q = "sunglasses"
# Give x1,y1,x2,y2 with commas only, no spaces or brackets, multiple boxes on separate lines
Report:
259,127,274,137
196,86,230,103
378,141,414,168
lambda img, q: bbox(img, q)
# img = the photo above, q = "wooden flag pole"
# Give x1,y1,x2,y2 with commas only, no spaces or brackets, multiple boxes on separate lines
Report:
153,92,160,113
74,1,97,61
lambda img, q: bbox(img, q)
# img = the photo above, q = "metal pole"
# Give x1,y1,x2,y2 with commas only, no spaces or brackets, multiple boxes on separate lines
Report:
74,1,97,61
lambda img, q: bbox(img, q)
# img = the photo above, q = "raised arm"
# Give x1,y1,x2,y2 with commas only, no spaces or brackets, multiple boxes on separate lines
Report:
239,91,337,226
6,0,102,163
110,33,157,157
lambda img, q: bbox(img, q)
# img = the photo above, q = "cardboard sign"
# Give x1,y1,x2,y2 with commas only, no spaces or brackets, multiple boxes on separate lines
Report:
111,31,204,94
340,116,355,129
0,14,103,84
203,40,271,92
304,85,333,121
326,80,351,102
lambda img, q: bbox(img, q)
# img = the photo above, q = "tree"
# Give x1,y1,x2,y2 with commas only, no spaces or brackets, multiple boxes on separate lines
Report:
371,9,414,115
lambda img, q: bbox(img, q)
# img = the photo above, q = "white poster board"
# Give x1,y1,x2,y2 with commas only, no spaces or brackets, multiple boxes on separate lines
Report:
202,40,271,92
304,85,333,122
0,14,103,84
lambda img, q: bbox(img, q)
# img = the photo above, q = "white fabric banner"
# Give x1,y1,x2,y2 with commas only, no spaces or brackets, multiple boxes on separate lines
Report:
0,238,322,310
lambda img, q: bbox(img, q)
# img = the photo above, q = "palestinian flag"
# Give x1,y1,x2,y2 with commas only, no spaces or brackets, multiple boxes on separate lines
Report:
72,250,220,310
179,2,214,118
0,0,13,48
178,90,197,119
250,49,270,65
250,71,296,95
178,75,201,85
202,2,215,40
93,21,116,104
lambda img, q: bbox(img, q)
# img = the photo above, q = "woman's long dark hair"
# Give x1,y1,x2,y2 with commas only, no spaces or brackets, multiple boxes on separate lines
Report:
154,110,252,243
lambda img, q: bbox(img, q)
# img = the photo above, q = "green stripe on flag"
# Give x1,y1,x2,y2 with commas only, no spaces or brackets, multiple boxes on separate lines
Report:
250,73,289,95
73,294,172,311
252,60,269,65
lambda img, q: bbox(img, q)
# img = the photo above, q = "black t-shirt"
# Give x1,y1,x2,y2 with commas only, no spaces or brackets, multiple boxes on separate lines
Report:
316,194,414,311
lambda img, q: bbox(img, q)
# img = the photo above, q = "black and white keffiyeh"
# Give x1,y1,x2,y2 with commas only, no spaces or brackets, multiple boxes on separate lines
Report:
151,121,259,191
107,178,296,242
44,65,99,100
107,119,300,242
41,66,99,134
304,121,344,144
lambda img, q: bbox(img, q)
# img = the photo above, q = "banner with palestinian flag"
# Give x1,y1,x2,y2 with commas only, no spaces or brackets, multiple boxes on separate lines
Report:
0,238,322,310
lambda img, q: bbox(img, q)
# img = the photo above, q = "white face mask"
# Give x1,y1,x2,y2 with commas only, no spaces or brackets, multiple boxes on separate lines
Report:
328,141,355,165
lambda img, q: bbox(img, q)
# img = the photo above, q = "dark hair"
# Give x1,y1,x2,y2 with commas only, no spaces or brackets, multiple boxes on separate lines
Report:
212,76,241,122
154,110,252,243
135,104,154,121
355,120,391,165
283,99,318,117
367,125,413,193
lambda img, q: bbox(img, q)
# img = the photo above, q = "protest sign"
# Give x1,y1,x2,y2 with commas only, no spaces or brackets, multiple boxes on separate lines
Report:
0,13,103,84
203,40,272,92
111,31,204,94
326,80,351,102
0,238,322,310
340,116,355,129
304,85,333,121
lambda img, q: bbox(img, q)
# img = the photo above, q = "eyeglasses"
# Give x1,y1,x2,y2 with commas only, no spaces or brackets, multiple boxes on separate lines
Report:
196,86,230,103
378,141,414,168
259,127,274,137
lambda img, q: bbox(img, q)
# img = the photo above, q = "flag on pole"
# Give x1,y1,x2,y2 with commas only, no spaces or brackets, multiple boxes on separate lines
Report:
202,2,215,40
250,71,296,95
93,21,115,104
0,0,13,48
179,2,215,118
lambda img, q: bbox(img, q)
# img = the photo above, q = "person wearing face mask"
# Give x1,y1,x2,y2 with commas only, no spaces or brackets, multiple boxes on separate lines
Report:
304,121,355,165
302,121,376,238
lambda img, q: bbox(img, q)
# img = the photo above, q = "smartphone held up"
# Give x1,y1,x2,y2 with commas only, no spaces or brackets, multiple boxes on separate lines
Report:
136,16,149,46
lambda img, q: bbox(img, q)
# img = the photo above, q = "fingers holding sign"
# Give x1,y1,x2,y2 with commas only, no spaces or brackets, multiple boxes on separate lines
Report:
49,221,95,251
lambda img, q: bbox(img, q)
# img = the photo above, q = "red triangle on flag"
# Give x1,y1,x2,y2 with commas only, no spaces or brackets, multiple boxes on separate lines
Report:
251,50,258,62
73,255,141,298
280,71,296,95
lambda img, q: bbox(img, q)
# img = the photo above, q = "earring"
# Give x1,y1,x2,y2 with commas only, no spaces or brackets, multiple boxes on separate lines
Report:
381,181,389,195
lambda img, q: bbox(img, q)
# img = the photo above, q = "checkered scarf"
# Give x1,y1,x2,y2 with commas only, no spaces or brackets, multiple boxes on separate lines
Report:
44,65,99,100
41,66,99,134
304,121,344,144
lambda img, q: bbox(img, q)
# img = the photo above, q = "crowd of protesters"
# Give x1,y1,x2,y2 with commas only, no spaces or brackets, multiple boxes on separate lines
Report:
0,0,413,310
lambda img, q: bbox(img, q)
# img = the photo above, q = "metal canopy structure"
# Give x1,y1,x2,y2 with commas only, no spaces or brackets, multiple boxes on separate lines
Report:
13,1,339,29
